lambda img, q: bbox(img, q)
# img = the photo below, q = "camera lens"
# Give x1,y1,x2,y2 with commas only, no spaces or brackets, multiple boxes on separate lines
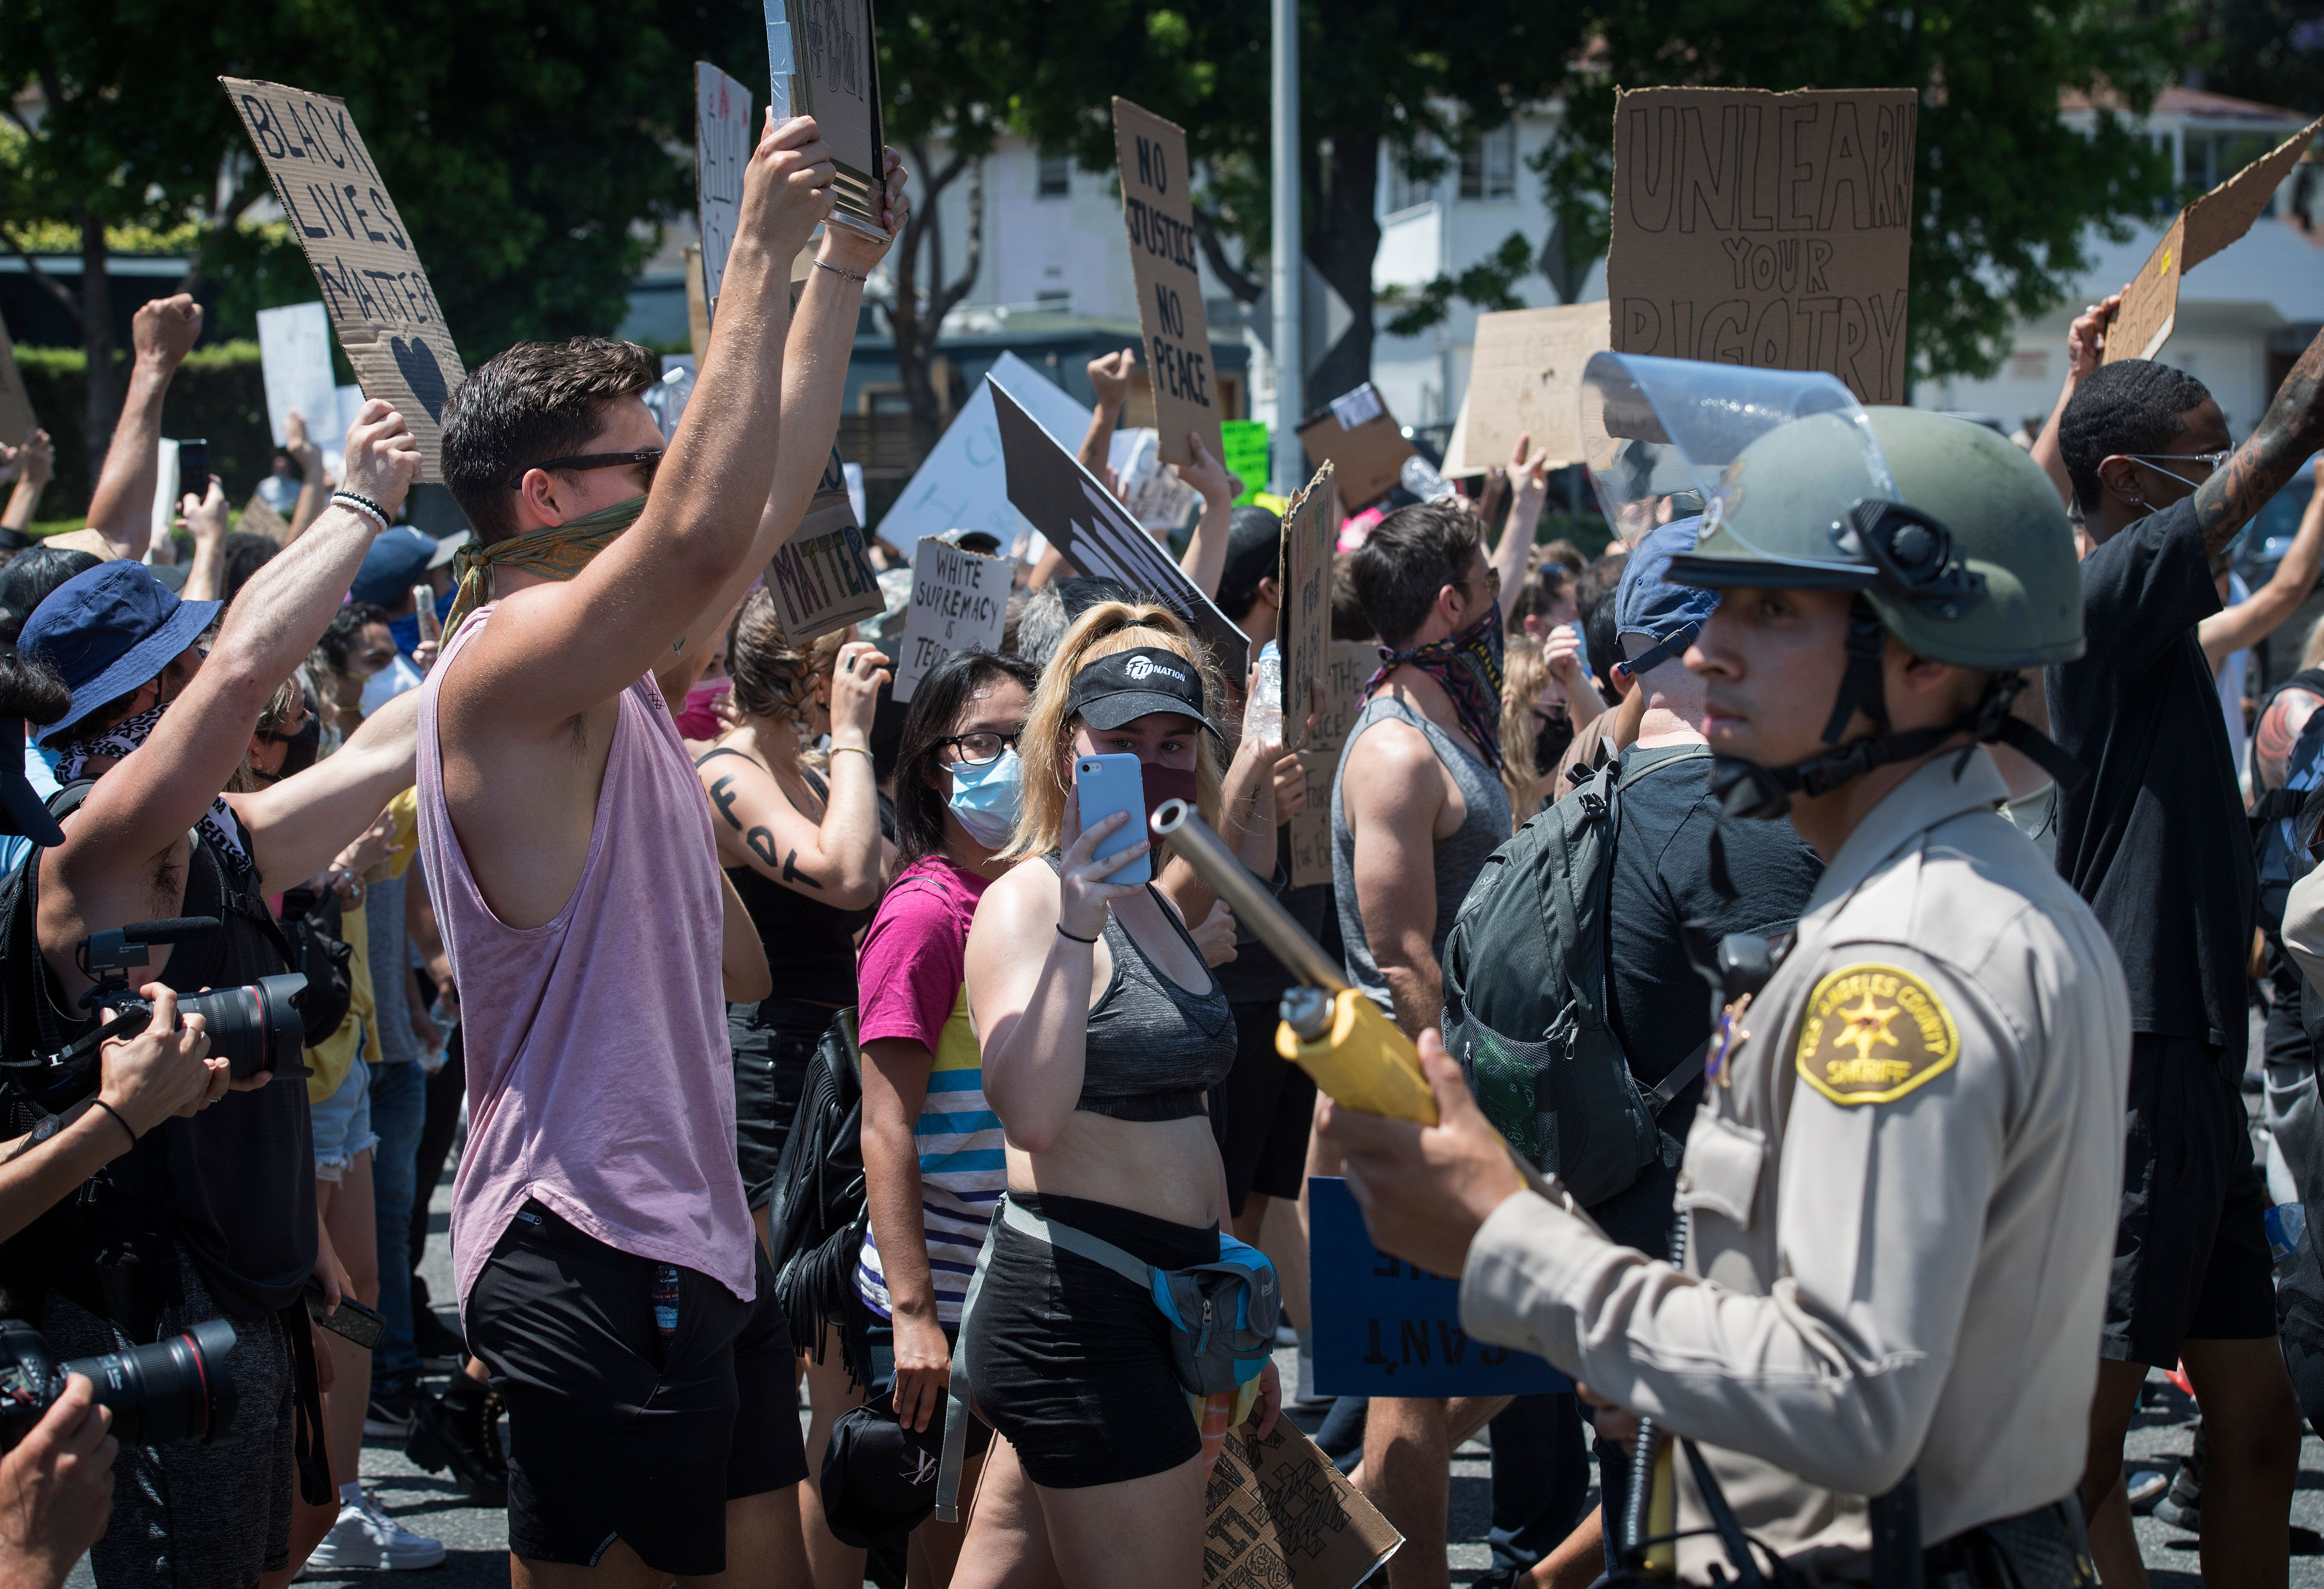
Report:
179,974,307,1080
58,1317,238,1446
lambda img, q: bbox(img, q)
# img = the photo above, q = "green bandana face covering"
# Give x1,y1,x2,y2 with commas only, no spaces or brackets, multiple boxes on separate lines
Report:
443,494,649,640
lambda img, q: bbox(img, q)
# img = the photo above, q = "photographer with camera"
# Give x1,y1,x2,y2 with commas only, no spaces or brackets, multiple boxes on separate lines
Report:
0,1371,116,1589
2,400,424,1588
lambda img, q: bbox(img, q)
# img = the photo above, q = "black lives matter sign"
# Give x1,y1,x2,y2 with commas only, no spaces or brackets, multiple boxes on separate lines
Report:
221,79,465,479
1113,98,1223,468
1608,87,1917,406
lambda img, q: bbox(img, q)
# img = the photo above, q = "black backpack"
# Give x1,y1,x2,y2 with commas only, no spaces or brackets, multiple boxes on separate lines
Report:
1440,748,1712,1206
765,1008,869,1359
276,885,356,1049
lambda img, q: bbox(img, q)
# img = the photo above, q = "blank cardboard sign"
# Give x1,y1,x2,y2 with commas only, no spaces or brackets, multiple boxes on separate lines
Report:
1455,304,1611,474
1113,98,1223,468
221,78,465,481
1608,87,1918,405
1278,461,1334,751
1298,383,1414,511
2108,113,2324,363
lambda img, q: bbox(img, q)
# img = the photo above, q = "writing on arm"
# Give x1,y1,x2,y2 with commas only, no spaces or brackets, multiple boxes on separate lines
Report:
705,771,824,889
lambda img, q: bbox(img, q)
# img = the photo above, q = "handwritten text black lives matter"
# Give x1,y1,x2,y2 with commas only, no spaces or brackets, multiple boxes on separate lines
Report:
1612,92,1918,405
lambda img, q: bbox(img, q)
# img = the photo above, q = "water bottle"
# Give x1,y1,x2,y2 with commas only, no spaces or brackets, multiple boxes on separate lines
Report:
2266,1201,2307,1277
1400,453,1453,503
1244,641,1283,746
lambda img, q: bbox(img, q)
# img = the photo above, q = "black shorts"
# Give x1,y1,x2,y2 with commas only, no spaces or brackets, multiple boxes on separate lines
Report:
729,997,831,1210
1211,1002,1318,1216
960,1191,1214,1489
2104,1033,2278,1366
468,1201,809,1576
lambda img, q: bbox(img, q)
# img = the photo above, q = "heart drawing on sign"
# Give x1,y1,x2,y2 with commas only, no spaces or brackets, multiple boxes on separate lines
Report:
390,336,449,422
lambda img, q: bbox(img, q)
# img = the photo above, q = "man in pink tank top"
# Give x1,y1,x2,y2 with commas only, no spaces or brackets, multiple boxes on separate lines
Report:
417,111,908,1589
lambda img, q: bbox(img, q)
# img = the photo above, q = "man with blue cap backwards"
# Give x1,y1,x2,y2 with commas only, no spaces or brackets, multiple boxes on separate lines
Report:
1322,355,2135,1589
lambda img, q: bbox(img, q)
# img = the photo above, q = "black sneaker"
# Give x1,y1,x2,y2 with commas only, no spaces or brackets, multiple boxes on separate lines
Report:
407,1378,509,1508
363,1381,417,1440
410,1306,466,1371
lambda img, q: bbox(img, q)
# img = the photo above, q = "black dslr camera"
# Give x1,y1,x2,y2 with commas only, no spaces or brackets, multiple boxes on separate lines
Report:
15,919,307,1112
0,1316,238,1449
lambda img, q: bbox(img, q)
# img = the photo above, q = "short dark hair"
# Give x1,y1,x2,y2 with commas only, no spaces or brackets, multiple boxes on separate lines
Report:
220,533,278,605
1216,505,1284,626
0,650,71,726
1330,551,1371,642
1348,501,1482,649
2059,359,2214,512
441,337,660,542
318,601,392,675
1583,586,1622,705
0,546,100,650
893,649,1040,867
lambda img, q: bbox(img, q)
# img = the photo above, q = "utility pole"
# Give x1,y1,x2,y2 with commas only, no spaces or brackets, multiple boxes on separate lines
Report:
1270,0,1302,494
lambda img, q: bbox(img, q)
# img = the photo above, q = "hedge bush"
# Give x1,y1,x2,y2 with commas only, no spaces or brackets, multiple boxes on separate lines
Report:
17,342,277,522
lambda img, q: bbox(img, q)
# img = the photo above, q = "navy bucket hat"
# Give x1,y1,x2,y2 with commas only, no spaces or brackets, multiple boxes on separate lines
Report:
17,562,219,743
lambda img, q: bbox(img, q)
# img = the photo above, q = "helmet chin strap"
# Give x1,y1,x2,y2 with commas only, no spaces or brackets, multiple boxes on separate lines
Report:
1712,596,2086,822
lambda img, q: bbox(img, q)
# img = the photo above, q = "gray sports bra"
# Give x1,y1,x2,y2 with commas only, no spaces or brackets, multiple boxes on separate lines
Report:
1044,856,1236,1122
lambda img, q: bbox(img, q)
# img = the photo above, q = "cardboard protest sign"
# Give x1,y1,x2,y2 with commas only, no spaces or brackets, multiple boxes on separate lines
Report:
2108,113,2324,363
0,314,37,446
696,64,753,323
894,537,1008,702
1107,427,1202,532
1222,419,1270,505
1285,642,1378,886
876,353,1093,556
1203,1421,1402,1589
1113,98,1223,468
238,492,292,545
1287,748,1338,889
775,0,887,240
762,444,885,642
1309,1177,1568,1397
1608,87,1918,405
1278,463,1334,751
220,78,464,480
993,376,1252,677
1457,304,1611,474
1298,384,1413,511
257,301,337,450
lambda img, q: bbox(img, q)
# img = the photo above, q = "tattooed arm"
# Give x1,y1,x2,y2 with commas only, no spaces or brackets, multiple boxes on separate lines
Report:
2196,326,2324,557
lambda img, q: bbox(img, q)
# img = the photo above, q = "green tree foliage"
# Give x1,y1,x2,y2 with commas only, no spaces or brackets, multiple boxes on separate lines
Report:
1532,0,2184,382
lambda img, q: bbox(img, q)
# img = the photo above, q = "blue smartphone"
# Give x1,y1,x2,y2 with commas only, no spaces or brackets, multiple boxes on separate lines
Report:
1074,753,1151,884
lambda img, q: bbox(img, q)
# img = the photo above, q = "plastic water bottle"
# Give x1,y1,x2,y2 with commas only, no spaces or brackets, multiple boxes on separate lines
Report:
2266,1201,2307,1277
1401,453,1453,503
1244,640,1283,745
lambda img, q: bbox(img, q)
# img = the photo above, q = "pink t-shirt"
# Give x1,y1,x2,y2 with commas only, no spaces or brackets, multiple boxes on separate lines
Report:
416,606,758,1322
856,856,988,1050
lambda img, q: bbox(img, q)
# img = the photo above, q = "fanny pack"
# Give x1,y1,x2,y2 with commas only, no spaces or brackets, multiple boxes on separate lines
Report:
935,1192,1280,1521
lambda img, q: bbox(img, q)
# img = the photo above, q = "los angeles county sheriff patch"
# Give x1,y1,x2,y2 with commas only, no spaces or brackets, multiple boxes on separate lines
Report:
1794,963,1958,1105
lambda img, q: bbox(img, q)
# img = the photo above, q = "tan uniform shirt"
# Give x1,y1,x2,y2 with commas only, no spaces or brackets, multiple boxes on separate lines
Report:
1458,751,2130,1580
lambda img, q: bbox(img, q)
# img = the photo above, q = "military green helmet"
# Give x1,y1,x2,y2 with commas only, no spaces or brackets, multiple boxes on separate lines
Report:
1670,407,2083,667
1579,354,2083,668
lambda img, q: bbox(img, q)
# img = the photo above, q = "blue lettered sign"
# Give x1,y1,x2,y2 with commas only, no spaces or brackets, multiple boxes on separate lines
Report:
1308,1175,1569,1398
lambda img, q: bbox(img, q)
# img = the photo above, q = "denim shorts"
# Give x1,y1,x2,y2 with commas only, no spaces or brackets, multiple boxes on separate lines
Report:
311,1056,378,1182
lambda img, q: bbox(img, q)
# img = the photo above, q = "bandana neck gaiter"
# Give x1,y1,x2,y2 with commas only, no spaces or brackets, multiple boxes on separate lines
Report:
443,493,650,641
1362,603,1507,772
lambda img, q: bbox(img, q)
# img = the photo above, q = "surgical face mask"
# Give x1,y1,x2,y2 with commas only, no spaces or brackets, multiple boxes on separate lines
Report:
948,747,1023,848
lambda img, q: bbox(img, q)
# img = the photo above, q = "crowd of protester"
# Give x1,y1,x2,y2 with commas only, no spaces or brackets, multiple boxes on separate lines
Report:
7,109,2324,1589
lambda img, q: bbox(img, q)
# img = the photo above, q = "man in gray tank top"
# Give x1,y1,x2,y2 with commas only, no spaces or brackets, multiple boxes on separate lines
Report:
1330,496,1519,1589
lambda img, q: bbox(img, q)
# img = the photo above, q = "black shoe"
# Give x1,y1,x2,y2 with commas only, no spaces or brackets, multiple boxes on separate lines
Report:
407,1378,508,1508
410,1305,466,1370
364,1380,417,1440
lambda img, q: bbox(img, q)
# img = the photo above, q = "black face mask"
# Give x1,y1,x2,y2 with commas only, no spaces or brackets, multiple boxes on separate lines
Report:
256,713,321,784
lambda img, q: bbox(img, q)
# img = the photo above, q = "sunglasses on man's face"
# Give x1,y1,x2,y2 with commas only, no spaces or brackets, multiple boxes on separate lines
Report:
506,449,664,493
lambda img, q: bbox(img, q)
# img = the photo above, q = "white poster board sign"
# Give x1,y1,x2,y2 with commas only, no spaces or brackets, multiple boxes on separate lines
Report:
257,301,338,450
894,537,1009,702
695,64,753,322
873,351,1092,556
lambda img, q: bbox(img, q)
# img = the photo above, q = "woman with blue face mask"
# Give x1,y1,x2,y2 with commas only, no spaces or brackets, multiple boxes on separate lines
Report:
834,649,1036,1578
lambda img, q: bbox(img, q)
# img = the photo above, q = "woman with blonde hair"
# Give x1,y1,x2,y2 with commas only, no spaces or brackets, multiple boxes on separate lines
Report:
953,601,1284,1589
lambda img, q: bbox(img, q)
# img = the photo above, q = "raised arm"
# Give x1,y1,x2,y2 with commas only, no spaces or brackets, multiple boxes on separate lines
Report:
2202,467,2324,666
1493,435,1547,628
456,115,839,726
227,687,421,893
57,404,419,886
284,410,330,544
2196,321,2324,557
659,151,911,684
1079,350,1137,476
1173,431,1238,598
78,296,203,562
2031,293,2121,508
1,430,53,533
178,482,227,604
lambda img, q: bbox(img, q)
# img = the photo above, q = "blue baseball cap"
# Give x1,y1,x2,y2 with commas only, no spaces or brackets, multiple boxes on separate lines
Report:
18,561,220,743
350,526,436,607
1614,516,1717,676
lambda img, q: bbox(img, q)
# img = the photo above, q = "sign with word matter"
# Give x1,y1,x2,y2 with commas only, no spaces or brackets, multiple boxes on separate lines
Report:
1113,97,1223,468
762,444,886,642
1608,86,1918,406
221,78,465,479
1308,1176,1568,1397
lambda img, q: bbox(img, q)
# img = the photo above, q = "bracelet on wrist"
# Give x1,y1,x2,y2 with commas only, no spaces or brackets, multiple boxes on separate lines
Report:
331,491,388,532
813,258,869,285
830,744,875,762
1056,922,1100,946
89,1098,138,1149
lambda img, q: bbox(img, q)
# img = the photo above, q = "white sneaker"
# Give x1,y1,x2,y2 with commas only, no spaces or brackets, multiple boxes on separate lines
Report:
305,1496,449,1571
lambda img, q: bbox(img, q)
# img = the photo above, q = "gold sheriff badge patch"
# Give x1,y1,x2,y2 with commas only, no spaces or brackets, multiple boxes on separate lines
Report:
1795,963,1958,1105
